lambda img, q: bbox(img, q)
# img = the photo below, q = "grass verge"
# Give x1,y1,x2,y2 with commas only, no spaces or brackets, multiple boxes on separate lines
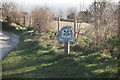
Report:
2,29,118,78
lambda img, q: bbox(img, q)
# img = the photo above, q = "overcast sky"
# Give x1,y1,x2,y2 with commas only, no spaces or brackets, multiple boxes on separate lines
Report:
2,0,119,14
15,0,94,11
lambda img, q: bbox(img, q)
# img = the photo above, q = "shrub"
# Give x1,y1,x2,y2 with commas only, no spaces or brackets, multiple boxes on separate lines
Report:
71,45,83,52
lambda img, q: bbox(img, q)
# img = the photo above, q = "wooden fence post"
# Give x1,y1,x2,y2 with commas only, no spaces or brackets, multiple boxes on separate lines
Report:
74,18,77,38
58,17,60,32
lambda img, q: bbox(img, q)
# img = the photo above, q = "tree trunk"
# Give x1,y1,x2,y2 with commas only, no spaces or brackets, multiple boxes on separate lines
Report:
118,2,120,58
94,1,99,48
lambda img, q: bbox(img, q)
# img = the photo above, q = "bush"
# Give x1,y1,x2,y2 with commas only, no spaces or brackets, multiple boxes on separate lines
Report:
2,21,16,31
32,7,54,37
103,36,120,56
106,37,120,46
71,45,83,52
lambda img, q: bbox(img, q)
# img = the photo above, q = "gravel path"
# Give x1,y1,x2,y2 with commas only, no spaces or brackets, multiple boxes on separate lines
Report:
0,31,19,61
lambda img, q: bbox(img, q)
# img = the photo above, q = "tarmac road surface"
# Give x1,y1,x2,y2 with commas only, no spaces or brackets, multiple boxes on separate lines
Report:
0,31,19,61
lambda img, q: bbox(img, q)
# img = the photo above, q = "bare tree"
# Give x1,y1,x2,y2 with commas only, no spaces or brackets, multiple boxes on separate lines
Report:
118,1,120,56
118,1,120,40
89,0,107,47
89,0,118,48
1,0,25,26
0,8,2,21
22,12,27,26
1,1,17,23
31,6,54,37
16,8,27,26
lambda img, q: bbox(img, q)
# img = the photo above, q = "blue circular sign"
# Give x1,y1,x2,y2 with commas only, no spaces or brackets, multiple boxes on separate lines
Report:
59,26,74,42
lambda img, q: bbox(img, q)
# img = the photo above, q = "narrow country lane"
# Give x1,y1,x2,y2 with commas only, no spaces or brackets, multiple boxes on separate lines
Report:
0,31,19,61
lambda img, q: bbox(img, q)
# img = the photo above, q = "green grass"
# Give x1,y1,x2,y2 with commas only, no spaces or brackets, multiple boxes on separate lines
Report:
2,30,118,78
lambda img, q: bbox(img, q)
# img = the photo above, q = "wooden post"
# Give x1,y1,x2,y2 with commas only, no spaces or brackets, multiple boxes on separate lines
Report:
58,17,60,32
22,12,27,27
74,18,77,38
76,23,81,43
23,15,25,26
58,17,60,43
94,1,99,48
64,42,70,55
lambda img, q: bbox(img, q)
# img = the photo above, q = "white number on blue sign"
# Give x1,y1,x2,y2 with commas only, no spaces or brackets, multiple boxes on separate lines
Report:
61,29,71,38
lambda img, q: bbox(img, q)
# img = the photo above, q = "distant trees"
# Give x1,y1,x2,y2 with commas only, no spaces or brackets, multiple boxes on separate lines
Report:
66,7,77,21
31,7,54,37
77,10,92,23
67,12,76,21
66,7,92,23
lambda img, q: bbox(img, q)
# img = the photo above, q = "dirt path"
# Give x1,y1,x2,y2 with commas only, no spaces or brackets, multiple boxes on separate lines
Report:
0,31,19,61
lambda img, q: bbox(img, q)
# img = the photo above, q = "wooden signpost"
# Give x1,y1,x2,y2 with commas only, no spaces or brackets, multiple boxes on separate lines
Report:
59,26,75,55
